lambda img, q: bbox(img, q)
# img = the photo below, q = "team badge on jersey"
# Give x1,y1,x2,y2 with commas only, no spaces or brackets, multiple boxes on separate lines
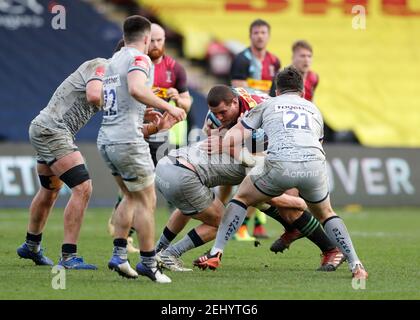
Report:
95,66,105,77
133,56,150,72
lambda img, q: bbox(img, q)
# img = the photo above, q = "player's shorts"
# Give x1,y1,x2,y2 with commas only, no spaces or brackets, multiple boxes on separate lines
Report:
155,156,215,215
250,159,329,203
98,143,155,192
29,123,77,165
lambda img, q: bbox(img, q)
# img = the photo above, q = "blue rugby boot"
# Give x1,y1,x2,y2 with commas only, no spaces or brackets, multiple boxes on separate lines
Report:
17,243,54,266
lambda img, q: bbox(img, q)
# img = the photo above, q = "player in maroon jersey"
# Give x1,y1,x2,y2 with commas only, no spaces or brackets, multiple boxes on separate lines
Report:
229,19,282,239
292,40,319,102
231,19,281,94
147,23,192,165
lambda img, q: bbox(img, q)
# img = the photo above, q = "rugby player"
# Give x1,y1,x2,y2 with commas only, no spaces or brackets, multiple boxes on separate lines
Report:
17,57,106,269
107,23,192,252
155,85,344,272
194,68,368,280
269,40,321,252
97,15,185,282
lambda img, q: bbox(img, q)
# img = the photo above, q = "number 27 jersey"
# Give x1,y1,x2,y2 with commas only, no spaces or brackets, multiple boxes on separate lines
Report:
97,47,154,145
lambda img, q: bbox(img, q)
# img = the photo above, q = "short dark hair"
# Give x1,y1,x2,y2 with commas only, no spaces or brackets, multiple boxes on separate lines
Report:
114,38,125,53
207,85,236,108
123,15,151,44
275,66,304,93
249,19,270,34
292,40,313,53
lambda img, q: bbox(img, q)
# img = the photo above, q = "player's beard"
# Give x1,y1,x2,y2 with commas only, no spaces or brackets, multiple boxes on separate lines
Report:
148,47,165,61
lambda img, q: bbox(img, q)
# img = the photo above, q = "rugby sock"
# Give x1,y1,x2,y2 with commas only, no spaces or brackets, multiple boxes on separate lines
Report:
26,232,42,253
61,243,77,259
165,229,204,258
261,206,295,231
113,238,128,260
211,199,248,255
156,226,177,252
292,211,335,252
140,250,157,269
323,216,361,267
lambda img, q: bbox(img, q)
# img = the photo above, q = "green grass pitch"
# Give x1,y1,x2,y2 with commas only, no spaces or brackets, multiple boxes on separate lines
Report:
0,207,419,300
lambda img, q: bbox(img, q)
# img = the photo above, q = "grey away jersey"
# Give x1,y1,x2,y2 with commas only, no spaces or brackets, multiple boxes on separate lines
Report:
169,143,247,188
241,93,325,162
97,47,154,145
32,58,107,136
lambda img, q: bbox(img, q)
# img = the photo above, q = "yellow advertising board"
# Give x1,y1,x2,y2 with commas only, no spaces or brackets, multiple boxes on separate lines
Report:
138,0,420,147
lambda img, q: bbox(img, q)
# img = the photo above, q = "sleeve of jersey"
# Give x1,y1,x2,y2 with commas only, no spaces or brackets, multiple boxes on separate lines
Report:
241,104,264,130
230,53,250,81
251,129,268,150
128,55,151,76
86,65,105,83
174,62,188,93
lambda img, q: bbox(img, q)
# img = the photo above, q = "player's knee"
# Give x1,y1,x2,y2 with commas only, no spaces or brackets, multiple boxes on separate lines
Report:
280,208,303,224
72,179,92,199
211,215,221,227
146,196,157,212
37,188,60,208
59,164,91,190
39,175,63,191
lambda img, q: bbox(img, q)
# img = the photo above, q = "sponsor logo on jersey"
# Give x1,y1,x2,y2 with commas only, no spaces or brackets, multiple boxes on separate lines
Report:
134,56,149,71
95,66,105,77
103,74,121,87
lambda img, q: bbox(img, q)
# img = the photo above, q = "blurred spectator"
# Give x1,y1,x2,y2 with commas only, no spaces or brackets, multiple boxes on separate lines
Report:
147,23,192,164
107,0,139,15
291,40,319,102
230,19,281,95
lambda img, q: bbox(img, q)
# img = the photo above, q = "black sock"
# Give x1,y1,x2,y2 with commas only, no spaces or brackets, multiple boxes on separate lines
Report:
163,226,177,242
262,206,295,231
292,211,335,252
62,243,77,258
26,232,42,242
113,238,127,248
140,250,156,268
26,232,42,252
113,238,128,257
187,229,204,247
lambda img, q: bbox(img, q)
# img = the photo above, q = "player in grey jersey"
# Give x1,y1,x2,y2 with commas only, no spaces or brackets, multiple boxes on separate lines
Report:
195,67,368,280
156,85,344,272
17,57,106,269
154,143,281,271
97,15,185,283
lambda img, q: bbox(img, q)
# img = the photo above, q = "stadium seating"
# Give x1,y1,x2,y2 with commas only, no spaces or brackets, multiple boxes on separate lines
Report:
136,0,420,147
0,0,121,141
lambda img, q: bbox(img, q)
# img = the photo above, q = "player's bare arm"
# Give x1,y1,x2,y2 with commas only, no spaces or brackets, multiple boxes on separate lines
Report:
166,88,192,113
127,70,186,122
142,112,179,138
86,79,104,107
